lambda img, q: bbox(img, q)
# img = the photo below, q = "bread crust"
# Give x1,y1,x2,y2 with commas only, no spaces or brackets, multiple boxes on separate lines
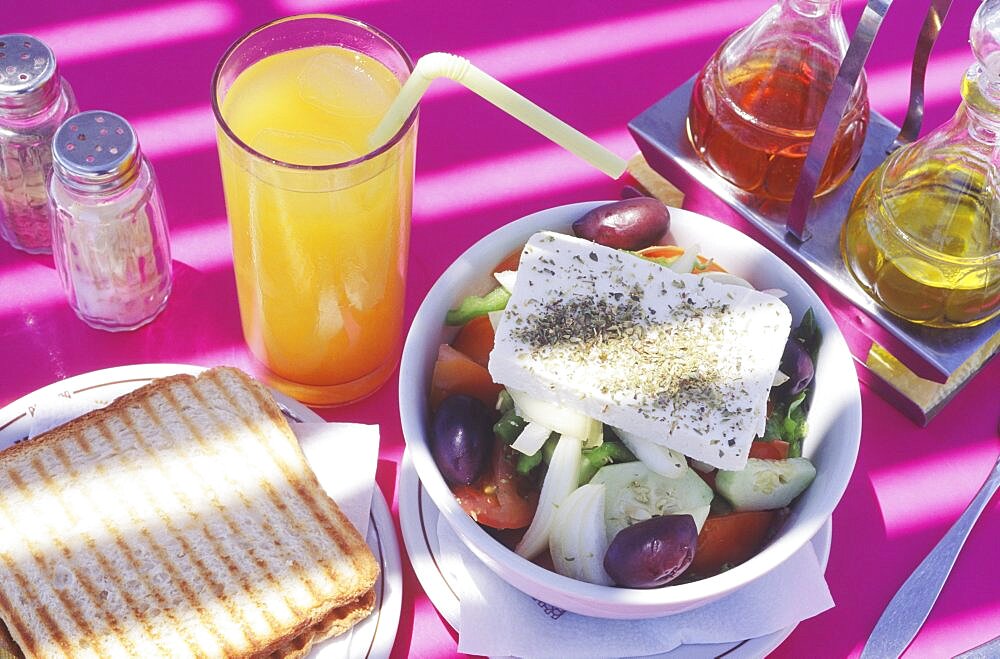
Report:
0,367,379,658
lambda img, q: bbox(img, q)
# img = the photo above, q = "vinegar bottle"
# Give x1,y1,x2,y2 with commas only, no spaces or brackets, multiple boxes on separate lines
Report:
840,0,1000,329
687,0,869,201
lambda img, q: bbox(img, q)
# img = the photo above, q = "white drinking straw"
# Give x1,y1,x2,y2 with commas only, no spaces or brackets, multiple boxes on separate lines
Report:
369,52,628,179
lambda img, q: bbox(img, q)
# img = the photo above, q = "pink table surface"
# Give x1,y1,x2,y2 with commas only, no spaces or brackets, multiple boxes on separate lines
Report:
3,1,999,657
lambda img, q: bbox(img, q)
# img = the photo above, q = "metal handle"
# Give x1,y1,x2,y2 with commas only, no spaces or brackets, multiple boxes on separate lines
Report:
786,0,892,241
860,455,1000,659
786,0,953,239
896,0,955,147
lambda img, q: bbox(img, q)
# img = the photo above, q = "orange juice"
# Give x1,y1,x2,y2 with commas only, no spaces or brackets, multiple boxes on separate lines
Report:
216,42,415,405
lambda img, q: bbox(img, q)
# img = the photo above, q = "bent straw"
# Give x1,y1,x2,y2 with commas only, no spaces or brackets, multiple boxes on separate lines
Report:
369,52,628,179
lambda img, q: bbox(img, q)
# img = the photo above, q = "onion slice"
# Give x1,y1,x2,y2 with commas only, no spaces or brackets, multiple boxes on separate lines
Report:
549,483,613,585
614,427,686,478
515,435,583,558
702,271,753,288
669,244,700,274
494,270,518,293
508,389,602,446
510,421,551,456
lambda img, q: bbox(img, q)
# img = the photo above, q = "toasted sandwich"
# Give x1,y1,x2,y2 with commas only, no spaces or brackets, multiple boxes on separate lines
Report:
0,366,379,658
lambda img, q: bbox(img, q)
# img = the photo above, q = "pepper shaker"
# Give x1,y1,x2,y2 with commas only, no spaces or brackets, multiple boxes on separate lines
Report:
0,34,78,253
50,111,172,331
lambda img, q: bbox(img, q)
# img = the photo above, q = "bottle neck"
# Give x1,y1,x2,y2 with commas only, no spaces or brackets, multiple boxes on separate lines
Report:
959,65,1000,144
785,0,842,18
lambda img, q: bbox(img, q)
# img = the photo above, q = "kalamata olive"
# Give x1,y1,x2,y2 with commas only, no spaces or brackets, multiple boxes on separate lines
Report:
572,198,670,250
603,514,697,588
432,394,494,485
776,339,815,397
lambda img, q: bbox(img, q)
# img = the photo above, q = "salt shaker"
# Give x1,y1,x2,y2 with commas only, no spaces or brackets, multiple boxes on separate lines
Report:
0,34,78,253
50,111,172,331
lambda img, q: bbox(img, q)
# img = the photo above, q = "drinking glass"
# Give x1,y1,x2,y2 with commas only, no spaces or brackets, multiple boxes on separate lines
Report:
212,14,417,406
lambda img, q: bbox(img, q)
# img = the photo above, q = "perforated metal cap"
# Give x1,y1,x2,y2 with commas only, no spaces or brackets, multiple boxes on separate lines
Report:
53,111,141,193
0,34,59,113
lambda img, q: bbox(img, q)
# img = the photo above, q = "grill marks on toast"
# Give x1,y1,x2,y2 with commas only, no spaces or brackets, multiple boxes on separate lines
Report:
153,373,375,652
146,389,302,646
0,368,379,657
84,415,226,656
9,463,122,657
0,593,29,658
27,444,172,655
204,371,377,599
51,441,202,658
0,474,75,656
185,380,335,599
119,391,267,652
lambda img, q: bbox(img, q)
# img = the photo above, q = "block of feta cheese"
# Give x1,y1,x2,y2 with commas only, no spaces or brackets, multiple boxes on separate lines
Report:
488,231,792,470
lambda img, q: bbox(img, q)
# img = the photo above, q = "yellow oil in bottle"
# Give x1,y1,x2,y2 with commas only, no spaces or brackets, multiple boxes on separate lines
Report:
842,3,1000,330
841,158,1000,328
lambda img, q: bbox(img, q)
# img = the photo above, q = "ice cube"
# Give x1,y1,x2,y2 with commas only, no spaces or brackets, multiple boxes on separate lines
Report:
252,128,358,166
316,288,344,337
297,51,391,119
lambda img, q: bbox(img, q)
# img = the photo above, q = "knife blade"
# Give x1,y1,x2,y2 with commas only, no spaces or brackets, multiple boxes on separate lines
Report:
955,633,1000,659
861,454,1000,658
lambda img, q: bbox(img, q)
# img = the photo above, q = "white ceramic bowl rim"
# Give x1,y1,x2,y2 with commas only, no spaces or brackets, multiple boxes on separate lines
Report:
400,202,862,617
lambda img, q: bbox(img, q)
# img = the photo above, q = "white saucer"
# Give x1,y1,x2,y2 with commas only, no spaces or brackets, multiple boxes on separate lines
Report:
399,450,832,658
0,363,402,659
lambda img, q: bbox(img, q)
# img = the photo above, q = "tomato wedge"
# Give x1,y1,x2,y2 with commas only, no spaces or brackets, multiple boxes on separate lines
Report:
689,510,777,575
453,443,538,529
451,315,495,368
493,246,524,274
430,344,503,410
749,440,790,460
637,245,727,273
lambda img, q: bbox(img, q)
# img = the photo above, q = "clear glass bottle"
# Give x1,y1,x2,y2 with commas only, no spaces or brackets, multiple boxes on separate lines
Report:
687,0,869,201
840,0,1000,329
50,111,172,331
0,34,78,253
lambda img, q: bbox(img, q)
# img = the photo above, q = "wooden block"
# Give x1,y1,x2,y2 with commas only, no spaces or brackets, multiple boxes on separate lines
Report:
626,152,684,207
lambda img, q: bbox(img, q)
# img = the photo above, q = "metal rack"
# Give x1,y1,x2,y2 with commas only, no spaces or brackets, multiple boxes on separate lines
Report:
629,0,998,424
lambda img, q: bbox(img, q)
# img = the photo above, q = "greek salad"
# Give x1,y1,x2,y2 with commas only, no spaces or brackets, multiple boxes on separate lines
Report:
429,199,820,588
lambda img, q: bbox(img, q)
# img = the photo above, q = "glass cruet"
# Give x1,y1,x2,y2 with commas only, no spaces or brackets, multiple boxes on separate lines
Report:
686,0,870,201
840,0,1000,329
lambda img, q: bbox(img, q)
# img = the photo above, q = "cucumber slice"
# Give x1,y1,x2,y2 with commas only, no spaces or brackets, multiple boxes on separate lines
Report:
590,461,713,539
507,388,603,446
715,458,817,511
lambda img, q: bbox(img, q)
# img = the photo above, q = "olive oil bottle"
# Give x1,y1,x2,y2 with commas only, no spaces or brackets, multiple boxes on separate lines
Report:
841,1,1000,328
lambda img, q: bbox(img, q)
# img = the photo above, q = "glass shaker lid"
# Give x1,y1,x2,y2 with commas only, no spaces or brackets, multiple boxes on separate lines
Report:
53,111,141,192
0,34,58,109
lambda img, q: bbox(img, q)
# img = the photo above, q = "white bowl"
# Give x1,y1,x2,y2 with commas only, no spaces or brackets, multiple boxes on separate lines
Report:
399,201,861,619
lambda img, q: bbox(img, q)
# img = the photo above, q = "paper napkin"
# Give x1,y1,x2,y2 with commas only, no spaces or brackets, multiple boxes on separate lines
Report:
292,422,380,659
437,517,833,658
293,421,380,538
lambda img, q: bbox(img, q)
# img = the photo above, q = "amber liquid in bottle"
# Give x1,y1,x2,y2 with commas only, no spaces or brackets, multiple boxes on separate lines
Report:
688,39,869,201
